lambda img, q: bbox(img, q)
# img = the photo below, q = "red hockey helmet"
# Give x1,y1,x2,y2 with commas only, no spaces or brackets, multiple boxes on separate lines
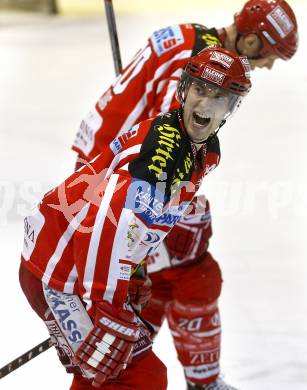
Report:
235,0,298,60
177,46,251,120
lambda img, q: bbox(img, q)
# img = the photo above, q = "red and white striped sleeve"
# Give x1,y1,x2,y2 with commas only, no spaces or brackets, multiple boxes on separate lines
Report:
22,120,171,313
72,24,195,161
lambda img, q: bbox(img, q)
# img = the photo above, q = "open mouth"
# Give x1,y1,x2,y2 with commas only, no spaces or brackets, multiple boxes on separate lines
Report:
192,112,211,128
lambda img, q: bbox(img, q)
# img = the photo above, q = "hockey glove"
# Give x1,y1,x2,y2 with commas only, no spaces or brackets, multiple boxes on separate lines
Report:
128,275,152,308
74,302,140,387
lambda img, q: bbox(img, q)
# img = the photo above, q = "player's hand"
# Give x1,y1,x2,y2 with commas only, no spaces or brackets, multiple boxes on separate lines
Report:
74,302,140,387
129,275,152,310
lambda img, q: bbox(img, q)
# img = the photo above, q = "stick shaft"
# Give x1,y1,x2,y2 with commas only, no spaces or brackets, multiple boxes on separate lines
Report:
104,0,122,75
0,338,53,379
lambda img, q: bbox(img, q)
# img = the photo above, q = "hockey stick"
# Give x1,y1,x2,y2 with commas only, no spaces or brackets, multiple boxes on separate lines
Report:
104,0,123,75
0,337,53,379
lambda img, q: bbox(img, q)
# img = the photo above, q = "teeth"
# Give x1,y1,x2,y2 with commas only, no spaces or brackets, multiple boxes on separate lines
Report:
195,112,209,119
193,111,211,127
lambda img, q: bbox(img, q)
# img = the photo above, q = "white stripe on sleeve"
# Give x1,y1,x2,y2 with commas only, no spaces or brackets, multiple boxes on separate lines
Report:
82,174,120,311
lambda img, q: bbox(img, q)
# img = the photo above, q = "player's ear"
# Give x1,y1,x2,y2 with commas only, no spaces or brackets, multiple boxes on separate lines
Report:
242,33,261,56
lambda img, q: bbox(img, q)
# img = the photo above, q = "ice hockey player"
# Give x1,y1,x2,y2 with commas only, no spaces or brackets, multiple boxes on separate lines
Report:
72,0,298,164
19,46,251,390
73,0,298,390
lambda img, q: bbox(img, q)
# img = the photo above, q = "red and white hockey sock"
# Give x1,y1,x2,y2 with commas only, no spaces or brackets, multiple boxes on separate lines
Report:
167,300,221,386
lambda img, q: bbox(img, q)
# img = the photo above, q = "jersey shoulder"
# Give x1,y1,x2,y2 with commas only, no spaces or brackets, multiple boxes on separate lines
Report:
148,23,221,58
190,24,222,56
149,24,195,58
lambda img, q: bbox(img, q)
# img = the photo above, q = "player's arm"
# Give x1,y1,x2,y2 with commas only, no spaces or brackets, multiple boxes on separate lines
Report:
72,170,170,386
72,37,155,162
72,121,170,385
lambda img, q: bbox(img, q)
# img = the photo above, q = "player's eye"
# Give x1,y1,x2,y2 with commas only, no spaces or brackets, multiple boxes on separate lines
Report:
194,85,206,95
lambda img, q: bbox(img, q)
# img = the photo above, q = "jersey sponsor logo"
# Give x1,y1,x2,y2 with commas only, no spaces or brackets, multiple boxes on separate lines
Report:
210,51,234,68
118,125,139,148
151,25,184,56
127,217,140,248
22,209,45,261
144,231,160,244
135,185,163,220
153,201,190,227
45,320,74,360
73,108,103,156
126,180,188,228
199,33,221,47
24,218,35,243
267,6,294,38
154,211,181,227
139,230,162,248
129,113,195,201
119,263,131,281
148,123,182,180
170,152,193,194
44,286,93,349
110,137,122,154
201,66,225,86
133,188,194,228
126,181,165,225
110,125,139,155
136,188,163,213
125,216,158,261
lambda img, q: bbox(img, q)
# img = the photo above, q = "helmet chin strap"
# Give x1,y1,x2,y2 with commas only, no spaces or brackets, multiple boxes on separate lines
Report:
191,119,226,144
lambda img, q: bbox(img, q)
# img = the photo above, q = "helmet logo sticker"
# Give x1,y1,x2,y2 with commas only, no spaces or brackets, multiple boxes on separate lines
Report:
239,57,251,79
266,6,295,39
201,66,226,86
209,51,234,68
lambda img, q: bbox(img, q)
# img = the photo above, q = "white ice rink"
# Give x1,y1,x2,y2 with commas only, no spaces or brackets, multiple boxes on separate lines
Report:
0,2,307,389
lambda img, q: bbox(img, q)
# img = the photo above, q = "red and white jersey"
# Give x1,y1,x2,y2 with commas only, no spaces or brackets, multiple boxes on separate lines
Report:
22,111,220,313
146,195,213,273
72,24,222,161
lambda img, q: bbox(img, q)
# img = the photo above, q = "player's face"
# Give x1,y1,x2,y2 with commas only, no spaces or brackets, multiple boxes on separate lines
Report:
238,34,279,70
183,81,230,144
